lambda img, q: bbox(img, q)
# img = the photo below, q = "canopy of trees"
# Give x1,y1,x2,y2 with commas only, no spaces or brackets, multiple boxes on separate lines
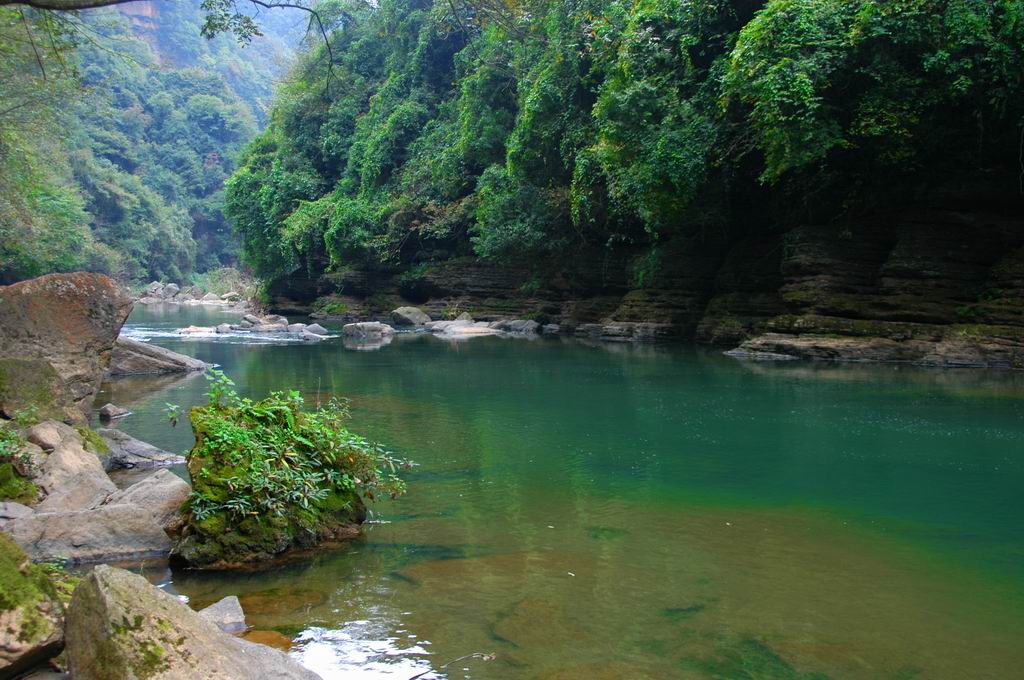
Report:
225,0,1024,286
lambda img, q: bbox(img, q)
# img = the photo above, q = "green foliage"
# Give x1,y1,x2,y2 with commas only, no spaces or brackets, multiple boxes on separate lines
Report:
225,0,1024,289
174,370,409,565
0,423,36,504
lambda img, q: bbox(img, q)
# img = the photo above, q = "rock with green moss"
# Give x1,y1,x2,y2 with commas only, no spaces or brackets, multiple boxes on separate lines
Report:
0,359,82,426
0,533,64,677
170,373,406,569
64,565,321,680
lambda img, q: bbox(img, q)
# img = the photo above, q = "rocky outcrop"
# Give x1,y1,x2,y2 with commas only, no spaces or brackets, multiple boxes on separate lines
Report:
342,321,395,339
723,212,1024,367
0,533,65,678
64,565,321,680
8,504,172,564
102,470,190,532
177,315,325,342
107,338,208,376
31,422,115,513
97,429,185,469
0,273,132,415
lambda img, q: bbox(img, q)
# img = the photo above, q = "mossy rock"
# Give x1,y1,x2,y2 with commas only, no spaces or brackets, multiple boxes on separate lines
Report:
171,408,367,569
0,533,65,676
0,463,37,504
0,358,82,426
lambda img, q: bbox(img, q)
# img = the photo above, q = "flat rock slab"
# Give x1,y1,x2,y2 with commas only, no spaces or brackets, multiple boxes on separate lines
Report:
9,504,171,564
108,337,208,376
65,566,322,680
98,428,185,469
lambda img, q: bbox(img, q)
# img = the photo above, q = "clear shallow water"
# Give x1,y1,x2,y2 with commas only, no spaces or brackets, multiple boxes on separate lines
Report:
100,305,1024,679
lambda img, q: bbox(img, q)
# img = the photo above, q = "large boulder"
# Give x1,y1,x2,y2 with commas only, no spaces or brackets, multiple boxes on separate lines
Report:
0,534,64,677
0,273,132,415
103,470,190,532
161,283,180,299
65,565,322,680
107,338,208,376
97,429,185,470
8,504,171,564
391,306,431,326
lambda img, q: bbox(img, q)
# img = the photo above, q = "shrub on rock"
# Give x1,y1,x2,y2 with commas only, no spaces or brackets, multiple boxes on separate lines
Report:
172,370,408,568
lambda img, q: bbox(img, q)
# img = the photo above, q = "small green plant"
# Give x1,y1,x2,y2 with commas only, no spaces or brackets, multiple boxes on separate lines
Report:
312,296,350,316
0,422,36,504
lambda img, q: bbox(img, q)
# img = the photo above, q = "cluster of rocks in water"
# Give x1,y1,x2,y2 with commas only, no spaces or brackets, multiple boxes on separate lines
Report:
0,273,328,679
339,306,556,349
136,281,248,309
177,313,330,342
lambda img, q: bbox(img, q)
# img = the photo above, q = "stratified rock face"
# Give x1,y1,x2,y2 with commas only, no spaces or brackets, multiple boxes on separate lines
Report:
65,566,322,680
0,533,64,677
9,504,171,564
97,429,185,469
107,338,208,376
0,273,133,414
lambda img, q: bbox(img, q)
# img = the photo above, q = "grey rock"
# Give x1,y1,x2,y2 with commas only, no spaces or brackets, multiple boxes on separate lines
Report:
162,283,180,299
263,314,289,325
34,424,116,513
216,323,232,334
144,282,164,297
343,322,395,338
97,428,185,469
541,323,561,335
492,319,540,335
26,421,64,451
103,469,190,532
199,596,247,634
242,314,261,325
305,323,328,336
65,566,322,679
250,324,288,333
391,306,431,326
300,331,324,343
455,311,474,322
0,501,33,529
220,291,241,301
9,504,171,563
201,293,221,302
98,403,130,420
108,337,207,376
287,323,307,333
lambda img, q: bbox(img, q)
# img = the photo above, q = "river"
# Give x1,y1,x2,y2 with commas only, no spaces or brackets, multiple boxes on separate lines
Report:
96,304,1024,679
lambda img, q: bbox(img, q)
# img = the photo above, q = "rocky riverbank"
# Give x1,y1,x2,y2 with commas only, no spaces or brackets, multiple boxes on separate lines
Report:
0,272,359,678
265,210,1024,368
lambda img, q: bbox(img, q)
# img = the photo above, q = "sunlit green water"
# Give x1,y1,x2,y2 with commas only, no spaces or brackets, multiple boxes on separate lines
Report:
100,304,1024,679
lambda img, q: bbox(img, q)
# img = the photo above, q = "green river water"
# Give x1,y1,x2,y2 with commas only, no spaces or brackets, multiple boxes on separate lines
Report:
98,304,1024,679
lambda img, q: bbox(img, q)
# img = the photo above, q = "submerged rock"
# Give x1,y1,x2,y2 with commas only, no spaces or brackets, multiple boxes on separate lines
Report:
391,306,431,326
198,596,247,634
0,273,132,415
97,428,185,469
108,337,208,376
9,504,171,564
305,323,328,336
65,565,322,680
0,533,64,677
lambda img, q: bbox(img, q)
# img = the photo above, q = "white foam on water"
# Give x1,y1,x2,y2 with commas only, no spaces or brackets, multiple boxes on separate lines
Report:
291,623,436,679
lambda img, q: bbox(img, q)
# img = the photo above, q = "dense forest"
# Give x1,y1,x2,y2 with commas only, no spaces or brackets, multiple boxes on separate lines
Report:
225,0,1024,298
0,0,300,283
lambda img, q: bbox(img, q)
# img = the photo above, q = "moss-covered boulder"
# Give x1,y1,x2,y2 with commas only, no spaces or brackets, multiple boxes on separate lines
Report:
0,533,64,678
171,372,406,569
64,565,321,680
0,359,82,426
